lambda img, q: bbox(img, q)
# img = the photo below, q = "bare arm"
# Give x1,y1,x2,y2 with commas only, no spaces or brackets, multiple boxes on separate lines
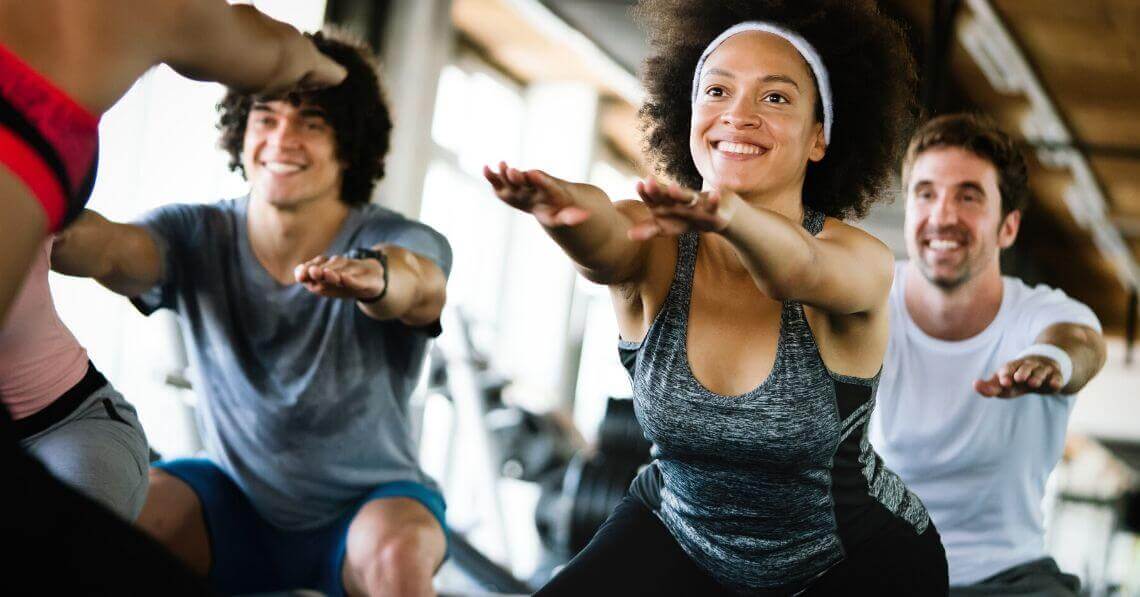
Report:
975,322,1107,398
295,245,447,327
629,181,893,315
150,1,346,93
483,162,651,286
0,174,49,323
50,210,163,298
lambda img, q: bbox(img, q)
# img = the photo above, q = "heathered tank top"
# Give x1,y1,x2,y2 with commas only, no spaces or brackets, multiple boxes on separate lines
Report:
618,208,929,593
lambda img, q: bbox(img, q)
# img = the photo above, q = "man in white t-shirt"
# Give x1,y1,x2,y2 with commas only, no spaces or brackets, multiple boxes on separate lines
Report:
869,113,1107,596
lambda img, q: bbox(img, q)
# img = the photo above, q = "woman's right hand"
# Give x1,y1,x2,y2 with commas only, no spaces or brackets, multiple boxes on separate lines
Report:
483,162,593,228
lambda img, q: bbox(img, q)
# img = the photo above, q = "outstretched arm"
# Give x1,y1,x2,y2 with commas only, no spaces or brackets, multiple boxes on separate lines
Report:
151,1,346,94
483,162,652,286
50,210,163,298
295,245,447,327
975,323,1106,398
147,0,344,93
628,180,893,315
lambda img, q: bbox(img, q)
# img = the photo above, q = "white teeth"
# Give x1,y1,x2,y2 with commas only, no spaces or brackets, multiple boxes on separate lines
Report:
928,239,961,250
716,141,763,155
264,162,303,174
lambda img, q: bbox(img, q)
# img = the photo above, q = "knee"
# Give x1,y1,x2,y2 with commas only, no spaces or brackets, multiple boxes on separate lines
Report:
361,531,437,588
381,533,428,576
351,526,440,592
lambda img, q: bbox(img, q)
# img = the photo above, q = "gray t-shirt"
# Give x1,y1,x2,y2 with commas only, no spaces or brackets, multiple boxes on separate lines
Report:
132,197,452,530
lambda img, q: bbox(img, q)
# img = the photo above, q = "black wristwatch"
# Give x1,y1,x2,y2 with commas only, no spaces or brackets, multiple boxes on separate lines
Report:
346,247,388,303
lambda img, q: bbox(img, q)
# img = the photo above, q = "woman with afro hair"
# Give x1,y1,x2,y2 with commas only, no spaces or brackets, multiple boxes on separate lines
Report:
484,0,949,593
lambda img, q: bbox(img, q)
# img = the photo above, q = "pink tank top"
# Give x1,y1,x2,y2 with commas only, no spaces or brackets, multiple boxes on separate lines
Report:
0,239,89,419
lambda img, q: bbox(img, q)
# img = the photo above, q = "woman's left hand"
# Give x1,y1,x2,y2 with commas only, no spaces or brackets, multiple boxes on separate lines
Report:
627,178,740,241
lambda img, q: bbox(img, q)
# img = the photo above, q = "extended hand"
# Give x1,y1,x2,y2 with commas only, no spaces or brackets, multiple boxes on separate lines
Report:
483,162,592,227
626,178,736,241
294,254,384,301
974,355,1064,398
293,35,347,90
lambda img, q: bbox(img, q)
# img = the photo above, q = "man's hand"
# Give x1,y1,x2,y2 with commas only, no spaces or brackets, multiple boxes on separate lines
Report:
294,254,384,301
974,355,1065,398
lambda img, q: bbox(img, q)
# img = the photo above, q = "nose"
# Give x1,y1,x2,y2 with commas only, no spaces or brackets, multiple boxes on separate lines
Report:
721,96,761,130
928,193,958,227
266,119,302,149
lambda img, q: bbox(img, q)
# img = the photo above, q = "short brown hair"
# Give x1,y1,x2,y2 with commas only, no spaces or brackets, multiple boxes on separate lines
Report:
902,113,1029,216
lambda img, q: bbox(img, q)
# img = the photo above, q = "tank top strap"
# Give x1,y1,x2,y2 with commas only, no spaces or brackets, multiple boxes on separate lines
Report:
803,205,826,236
661,232,700,325
783,206,826,348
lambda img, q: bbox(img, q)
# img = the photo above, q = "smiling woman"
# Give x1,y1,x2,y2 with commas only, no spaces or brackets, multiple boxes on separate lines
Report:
639,0,918,220
476,0,949,594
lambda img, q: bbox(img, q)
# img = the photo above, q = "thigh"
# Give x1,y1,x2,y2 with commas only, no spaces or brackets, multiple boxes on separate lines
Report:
23,388,149,520
536,496,732,597
805,517,949,596
140,458,277,593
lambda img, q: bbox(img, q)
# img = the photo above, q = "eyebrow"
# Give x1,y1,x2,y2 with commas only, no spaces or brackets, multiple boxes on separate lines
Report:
299,107,328,120
913,179,988,195
249,103,328,120
703,68,801,90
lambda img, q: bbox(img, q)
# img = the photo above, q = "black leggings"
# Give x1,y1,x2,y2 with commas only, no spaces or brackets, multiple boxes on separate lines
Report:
536,496,949,596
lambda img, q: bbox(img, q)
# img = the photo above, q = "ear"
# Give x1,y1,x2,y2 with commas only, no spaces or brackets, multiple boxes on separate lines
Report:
998,209,1021,249
808,123,826,163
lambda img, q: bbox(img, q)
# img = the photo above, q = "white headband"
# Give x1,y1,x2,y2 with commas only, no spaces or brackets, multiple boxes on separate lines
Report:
691,21,833,145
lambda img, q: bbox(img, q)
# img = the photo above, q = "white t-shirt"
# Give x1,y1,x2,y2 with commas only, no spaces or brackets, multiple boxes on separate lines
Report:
869,261,1101,586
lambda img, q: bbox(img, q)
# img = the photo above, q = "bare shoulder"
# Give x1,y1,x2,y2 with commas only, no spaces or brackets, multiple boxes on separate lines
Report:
818,217,892,270
818,217,886,247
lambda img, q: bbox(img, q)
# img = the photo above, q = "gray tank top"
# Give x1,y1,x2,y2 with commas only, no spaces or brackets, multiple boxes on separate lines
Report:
618,208,929,593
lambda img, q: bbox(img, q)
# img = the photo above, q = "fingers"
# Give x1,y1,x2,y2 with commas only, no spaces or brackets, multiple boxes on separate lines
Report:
627,221,662,242
296,255,349,286
296,255,385,301
1006,357,1063,390
637,178,695,207
306,55,348,89
977,357,1064,400
973,376,1003,398
484,161,544,208
294,255,329,283
483,163,593,228
483,165,505,190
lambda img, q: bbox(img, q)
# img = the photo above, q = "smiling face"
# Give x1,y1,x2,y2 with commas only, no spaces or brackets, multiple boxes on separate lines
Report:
241,100,343,209
904,146,1020,290
689,31,826,198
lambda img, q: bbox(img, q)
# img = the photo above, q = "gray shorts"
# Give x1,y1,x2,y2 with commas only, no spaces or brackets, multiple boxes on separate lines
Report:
18,374,149,521
951,557,1080,597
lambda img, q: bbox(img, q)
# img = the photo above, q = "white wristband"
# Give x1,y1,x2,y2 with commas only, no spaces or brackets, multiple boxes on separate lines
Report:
1015,344,1073,388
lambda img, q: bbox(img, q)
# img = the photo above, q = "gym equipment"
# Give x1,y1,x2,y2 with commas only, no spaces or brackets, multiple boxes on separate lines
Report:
445,530,533,594
534,397,652,559
486,405,578,482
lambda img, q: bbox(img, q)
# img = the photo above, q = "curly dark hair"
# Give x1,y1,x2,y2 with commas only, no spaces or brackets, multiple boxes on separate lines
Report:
635,0,918,219
217,28,391,207
902,113,1029,217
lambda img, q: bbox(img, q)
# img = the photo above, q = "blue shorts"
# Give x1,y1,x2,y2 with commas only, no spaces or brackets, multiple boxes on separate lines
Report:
155,458,447,596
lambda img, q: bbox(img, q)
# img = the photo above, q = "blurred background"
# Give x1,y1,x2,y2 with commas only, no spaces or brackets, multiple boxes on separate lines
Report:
48,0,1139,594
